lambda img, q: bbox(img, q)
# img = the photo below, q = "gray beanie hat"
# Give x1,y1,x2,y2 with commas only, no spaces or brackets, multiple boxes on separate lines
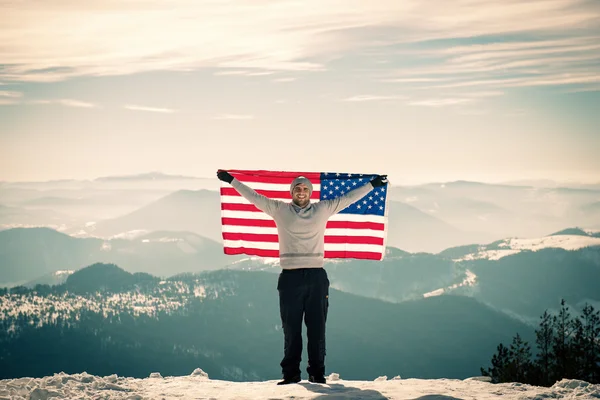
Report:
290,176,313,196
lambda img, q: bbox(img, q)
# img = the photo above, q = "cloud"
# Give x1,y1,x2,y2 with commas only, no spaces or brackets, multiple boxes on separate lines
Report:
388,34,600,93
408,98,474,107
0,90,23,98
213,114,255,120
0,90,22,105
57,99,96,108
124,105,176,113
380,78,444,83
566,85,600,93
0,0,598,86
272,77,297,83
31,99,97,108
455,109,489,116
343,95,407,102
213,70,251,76
214,70,275,76
463,91,504,98
0,98,19,106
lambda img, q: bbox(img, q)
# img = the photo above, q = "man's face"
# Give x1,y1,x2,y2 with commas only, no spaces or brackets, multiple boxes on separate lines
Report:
292,183,311,208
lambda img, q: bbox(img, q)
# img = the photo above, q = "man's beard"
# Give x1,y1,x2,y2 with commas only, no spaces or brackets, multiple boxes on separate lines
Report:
293,198,309,207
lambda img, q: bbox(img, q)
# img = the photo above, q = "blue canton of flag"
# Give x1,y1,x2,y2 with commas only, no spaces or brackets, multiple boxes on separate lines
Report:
319,172,387,216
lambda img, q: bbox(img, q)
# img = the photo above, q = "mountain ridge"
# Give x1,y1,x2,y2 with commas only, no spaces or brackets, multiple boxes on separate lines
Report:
0,266,535,381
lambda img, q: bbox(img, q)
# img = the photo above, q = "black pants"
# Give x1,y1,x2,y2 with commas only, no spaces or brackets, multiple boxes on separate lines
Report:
277,267,329,379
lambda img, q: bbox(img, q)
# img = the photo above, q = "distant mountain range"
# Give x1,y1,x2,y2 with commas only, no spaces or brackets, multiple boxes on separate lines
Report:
3,226,599,325
0,227,240,286
64,189,496,253
3,173,597,188
2,173,598,381
93,172,205,182
80,189,223,242
0,264,536,381
3,174,600,253
24,269,74,288
0,203,77,228
498,179,600,190
387,180,600,243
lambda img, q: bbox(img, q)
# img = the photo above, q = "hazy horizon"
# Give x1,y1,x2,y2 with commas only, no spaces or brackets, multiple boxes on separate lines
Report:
1,0,599,185
0,170,599,187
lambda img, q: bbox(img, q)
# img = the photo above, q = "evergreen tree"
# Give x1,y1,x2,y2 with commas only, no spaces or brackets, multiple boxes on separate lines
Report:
571,304,600,384
482,343,511,383
552,299,576,380
507,333,533,383
535,310,555,386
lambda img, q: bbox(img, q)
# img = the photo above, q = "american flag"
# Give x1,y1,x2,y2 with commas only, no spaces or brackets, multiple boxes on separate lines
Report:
220,169,389,261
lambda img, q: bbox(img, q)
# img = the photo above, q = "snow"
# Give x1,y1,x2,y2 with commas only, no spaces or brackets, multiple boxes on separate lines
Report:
109,230,148,240
424,288,445,298
453,234,600,261
503,235,600,251
0,371,598,399
0,290,187,324
457,249,521,261
423,269,478,298
193,285,206,298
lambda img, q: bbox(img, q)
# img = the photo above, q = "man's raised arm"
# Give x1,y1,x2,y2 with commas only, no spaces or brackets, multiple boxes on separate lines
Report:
217,170,282,217
321,175,387,216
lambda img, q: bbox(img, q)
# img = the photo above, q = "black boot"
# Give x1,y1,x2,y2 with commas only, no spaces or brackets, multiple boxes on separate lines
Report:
277,375,301,385
309,375,326,384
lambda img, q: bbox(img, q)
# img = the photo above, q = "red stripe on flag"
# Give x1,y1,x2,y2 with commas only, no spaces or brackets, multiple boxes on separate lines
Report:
222,217,276,227
229,175,321,185
324,251,382,260
223,232,279,242
326,221,385,231
221,203,263,212
325,236,384,245
223,233,383,246
227,170,321,181
224,247,279,257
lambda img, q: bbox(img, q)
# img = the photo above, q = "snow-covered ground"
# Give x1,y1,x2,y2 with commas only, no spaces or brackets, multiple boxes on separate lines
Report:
454,234,600,261
1,370,599,400
423,269,477,298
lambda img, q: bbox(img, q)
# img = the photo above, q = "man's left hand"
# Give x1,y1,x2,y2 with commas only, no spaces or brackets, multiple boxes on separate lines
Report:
371,175,388,187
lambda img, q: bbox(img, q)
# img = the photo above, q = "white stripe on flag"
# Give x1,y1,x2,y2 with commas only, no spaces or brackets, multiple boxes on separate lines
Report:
221,195,298,204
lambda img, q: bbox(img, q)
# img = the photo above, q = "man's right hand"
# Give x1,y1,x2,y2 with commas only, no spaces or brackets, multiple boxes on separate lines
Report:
217,170,234,184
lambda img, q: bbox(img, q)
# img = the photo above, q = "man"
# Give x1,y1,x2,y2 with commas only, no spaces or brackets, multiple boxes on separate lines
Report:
217,170,387,385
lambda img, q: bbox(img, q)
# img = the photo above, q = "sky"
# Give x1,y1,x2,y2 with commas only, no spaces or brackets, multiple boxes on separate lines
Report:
1,0,599,185
0,370,598,399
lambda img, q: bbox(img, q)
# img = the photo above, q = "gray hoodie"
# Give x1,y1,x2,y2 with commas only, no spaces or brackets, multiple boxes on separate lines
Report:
230,178,375,269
